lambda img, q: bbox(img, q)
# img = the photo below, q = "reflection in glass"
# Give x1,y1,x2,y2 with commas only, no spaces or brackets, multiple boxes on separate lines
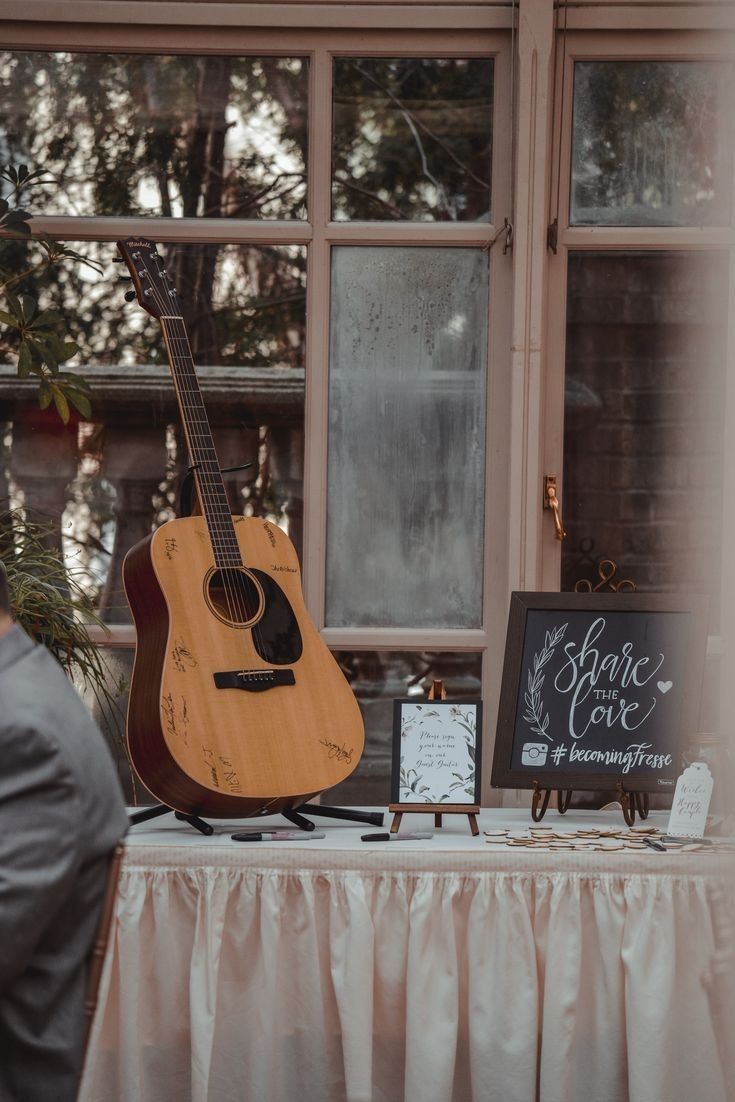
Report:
332,57,493,221
0,239,306,368
562,252,727,611
0,52,308,218
326,246,488,629
323,650,483,806
0,243,306,622
571,61,734,226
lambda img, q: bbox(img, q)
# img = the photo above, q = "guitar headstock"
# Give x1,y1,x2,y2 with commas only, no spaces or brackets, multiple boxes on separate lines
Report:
116,237,181,320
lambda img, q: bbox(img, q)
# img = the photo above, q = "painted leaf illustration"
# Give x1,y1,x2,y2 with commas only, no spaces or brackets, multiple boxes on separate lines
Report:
522,622,567,741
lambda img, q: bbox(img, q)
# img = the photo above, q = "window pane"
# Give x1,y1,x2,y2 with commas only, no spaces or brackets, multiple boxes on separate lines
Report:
0,242,306,623
562,252,727,619
326,246,488,628
571,61,734,226
0,52,308,218
332,58,493,222
323,650,482,806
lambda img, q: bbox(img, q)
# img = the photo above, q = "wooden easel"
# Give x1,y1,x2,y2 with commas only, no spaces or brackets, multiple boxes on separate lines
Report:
389,680,481,836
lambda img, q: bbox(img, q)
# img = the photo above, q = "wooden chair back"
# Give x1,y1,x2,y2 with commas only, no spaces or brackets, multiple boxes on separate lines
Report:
83,841,125,1052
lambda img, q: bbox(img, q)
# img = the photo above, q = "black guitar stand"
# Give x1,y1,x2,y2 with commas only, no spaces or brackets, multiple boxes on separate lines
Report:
281,804,384,831
129,803,216,835
128,802,384,834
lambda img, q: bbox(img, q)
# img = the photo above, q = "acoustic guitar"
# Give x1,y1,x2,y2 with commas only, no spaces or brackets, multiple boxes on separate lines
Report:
117,237,364,817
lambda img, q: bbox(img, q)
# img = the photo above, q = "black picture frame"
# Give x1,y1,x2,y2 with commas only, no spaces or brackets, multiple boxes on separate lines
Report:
390,698,483,806
490,592,709,794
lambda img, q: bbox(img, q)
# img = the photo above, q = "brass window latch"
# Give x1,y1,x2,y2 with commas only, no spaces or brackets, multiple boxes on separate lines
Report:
544,475,566,540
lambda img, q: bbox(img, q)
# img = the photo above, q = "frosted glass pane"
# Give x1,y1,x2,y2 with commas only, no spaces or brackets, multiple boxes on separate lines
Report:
571,61,734,226
326,247,488,628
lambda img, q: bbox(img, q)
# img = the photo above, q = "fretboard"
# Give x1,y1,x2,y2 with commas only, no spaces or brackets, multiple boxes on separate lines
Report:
160,316,243,568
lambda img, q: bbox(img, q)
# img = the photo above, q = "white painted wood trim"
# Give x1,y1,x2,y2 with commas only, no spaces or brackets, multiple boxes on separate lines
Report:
562,3,735,33
323,222,501,244
302,43,332,625
560,228,735,249
508,0,555,596
18,219,505,247
0,4,515,31
20,217,313,243
320,628,489,648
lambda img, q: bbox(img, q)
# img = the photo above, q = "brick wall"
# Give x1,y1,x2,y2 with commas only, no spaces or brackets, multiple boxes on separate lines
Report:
562,251,728,605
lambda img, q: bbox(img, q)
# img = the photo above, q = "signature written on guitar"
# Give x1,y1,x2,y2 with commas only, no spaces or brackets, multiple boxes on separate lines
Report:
319,737,354,764
172,636,198,673
162,692,190,746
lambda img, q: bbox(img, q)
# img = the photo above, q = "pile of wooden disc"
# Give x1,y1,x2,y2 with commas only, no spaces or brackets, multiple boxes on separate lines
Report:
482,825,728,852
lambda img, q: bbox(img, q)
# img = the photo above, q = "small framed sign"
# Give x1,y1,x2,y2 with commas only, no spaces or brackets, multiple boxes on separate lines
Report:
390,698,482,833
491,592,708,794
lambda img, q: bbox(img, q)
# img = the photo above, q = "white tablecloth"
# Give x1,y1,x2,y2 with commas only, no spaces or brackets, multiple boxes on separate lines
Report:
79,808,735,1102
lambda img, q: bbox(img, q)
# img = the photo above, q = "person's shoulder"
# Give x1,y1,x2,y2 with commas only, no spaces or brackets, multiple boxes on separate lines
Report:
1,641,112,773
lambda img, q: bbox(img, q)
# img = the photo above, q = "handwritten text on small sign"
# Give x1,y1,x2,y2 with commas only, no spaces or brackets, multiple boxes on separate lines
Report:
667,762,713,838
391,700,481,806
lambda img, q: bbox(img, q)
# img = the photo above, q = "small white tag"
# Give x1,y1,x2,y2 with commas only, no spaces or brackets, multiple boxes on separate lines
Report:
666,762,714,839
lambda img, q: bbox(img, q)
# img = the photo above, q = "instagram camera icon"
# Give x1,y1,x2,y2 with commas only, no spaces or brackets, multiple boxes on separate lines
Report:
521,742,548,766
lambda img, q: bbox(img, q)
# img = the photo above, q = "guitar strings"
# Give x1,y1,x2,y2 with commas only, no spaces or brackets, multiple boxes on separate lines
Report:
145,253,269,666
141,257,255,637
166,322,256,636
165,322,256,634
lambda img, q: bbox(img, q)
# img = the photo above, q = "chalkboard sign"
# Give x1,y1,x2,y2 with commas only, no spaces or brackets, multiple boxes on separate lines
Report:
391,699,482,805
491,592,708,794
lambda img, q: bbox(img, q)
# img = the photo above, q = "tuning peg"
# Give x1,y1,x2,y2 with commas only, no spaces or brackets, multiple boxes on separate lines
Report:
112,257,124,263
119,275,133,283
124,290,137,302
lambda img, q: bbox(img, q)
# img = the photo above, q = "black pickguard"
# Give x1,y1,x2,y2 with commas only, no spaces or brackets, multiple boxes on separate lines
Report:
249,569,303,665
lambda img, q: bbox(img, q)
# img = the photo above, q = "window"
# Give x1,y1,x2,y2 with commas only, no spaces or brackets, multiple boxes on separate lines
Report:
545,32,735,768
2,4,733,804
0,27,512,805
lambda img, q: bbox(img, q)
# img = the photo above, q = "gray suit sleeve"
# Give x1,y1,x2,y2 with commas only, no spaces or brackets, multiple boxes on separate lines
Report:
0,724,83,988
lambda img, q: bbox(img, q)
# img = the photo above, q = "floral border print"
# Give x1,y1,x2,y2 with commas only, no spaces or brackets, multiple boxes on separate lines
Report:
390,698,483,805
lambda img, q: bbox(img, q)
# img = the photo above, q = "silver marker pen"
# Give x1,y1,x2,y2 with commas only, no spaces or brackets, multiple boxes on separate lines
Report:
361,832,434,842
231,831,326,841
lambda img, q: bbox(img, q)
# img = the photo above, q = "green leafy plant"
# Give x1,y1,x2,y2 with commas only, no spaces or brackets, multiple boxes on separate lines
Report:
0,163,98,423
0,506,124,734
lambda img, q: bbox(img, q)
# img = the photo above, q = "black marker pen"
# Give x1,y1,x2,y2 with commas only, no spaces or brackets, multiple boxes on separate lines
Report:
361,832,434,842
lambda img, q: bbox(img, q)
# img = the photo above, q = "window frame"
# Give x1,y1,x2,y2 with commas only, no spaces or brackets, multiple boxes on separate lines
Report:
3,0,734,792
541,25,735,752
0,20,514,802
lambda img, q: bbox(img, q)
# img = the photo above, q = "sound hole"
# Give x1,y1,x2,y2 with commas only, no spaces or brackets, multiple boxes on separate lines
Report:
205,568,264,627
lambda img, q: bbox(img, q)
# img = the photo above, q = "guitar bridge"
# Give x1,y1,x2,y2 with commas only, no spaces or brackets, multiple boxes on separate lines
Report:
213,669,296,692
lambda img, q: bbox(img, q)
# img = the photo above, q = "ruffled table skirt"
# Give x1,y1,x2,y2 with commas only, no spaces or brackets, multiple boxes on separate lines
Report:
79,810,735,1102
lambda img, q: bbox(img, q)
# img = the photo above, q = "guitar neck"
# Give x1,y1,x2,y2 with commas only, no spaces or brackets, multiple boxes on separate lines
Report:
160,316,242,568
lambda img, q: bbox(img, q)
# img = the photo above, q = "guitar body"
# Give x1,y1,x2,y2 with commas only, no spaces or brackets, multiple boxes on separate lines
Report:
123,514,364,817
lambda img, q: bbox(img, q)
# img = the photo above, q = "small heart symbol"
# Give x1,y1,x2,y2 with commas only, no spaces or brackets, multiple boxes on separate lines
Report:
657,680,673,694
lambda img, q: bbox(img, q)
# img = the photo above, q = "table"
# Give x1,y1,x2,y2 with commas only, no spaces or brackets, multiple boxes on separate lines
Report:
79,808,735,1102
